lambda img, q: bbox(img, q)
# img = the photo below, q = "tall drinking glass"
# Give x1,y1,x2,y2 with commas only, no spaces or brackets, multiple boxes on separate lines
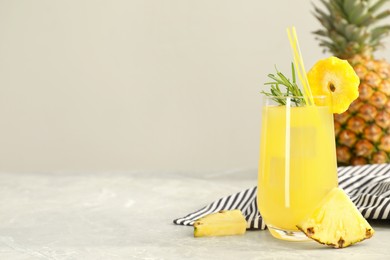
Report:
257,95,338,241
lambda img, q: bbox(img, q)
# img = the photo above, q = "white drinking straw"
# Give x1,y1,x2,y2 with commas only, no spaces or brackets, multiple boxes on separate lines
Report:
285,97,291,208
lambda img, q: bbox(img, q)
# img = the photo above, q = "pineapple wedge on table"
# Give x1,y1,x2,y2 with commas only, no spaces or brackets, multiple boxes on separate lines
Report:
193,210,247,237
297,188,374,248
312,0,390,165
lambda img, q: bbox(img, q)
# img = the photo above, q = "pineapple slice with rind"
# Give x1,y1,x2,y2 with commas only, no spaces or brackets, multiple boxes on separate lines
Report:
307,56,360,114
193,210,247,237
297,187,374,248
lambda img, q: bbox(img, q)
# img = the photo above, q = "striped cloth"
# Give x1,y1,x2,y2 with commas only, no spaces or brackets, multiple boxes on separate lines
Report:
173,164,390,230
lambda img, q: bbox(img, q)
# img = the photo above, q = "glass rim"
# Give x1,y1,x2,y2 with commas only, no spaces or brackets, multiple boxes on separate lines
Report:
262,95,332,107
262,95,328,99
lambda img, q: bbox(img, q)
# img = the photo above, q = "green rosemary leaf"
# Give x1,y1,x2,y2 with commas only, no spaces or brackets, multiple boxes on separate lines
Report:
291,62,296,84
261,62,305,106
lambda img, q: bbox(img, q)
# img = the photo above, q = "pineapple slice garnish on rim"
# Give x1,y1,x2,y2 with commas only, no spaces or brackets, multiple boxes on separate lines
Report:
297,187,374,249
307,56,360,114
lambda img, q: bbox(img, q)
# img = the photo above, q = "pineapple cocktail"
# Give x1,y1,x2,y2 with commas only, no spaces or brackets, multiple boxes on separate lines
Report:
257,26,361,241
258,95,338,241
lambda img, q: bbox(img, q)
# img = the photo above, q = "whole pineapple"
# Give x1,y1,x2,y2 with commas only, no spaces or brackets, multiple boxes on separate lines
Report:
313,0,390,165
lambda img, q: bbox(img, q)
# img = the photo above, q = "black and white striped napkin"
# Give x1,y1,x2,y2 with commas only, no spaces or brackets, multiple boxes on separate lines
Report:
173,164,390,230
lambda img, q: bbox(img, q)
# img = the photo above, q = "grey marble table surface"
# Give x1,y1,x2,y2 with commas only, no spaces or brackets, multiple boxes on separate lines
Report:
0,169,389,260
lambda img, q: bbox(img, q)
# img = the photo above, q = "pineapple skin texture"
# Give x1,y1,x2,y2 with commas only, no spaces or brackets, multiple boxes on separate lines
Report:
311,0,390,166
335,56,390,165
193,210,247,237
297,187,374,249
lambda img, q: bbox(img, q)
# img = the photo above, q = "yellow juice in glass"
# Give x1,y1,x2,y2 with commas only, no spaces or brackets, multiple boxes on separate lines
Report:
258,96,338,241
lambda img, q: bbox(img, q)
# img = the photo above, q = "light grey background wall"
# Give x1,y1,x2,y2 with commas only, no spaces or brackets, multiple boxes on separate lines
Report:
0,0,389,172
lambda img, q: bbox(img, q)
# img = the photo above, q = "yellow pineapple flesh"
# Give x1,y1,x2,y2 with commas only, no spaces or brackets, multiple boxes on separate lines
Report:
297,188,374,248
193,210,247,237
307,56,360,113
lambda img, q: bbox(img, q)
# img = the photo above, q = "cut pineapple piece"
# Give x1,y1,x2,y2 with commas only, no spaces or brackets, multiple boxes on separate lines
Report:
193,210,247,237
297,187,374,248
307,56,360,114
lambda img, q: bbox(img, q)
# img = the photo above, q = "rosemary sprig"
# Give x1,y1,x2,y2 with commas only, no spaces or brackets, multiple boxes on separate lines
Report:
261,62,305,106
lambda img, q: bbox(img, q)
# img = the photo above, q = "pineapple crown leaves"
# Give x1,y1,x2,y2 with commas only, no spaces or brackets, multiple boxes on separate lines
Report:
313,0,390,58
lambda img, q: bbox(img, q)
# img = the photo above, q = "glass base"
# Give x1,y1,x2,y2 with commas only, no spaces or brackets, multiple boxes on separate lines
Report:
267,225,310,241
